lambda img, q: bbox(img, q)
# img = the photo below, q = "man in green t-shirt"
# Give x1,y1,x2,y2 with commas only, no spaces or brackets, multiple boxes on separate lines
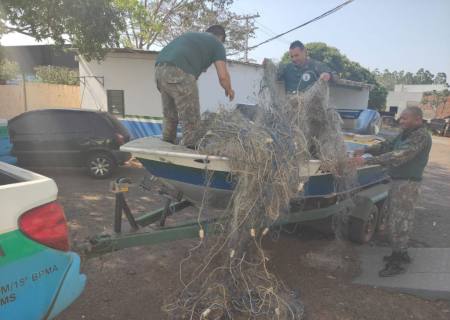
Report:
351,106,432,277
277,41,337,95
155,25,234,146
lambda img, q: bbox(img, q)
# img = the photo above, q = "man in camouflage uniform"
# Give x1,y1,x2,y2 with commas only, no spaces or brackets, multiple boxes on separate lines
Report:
155,25,234,147
352,106,432,277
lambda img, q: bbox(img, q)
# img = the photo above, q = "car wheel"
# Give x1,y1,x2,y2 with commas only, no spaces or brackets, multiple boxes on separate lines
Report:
86,153,115,179
348,203,379,244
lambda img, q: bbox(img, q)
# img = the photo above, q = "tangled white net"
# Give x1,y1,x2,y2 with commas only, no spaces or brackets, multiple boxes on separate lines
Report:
164,60,354,319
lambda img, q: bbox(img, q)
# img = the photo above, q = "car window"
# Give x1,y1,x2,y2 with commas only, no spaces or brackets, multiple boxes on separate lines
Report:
50,112,93,134
105,113,129,137
90,113,114,136
9,112,53,135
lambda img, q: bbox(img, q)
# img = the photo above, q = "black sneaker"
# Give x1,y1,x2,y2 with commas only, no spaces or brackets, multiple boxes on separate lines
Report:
383,251,411,264
379,261,406,277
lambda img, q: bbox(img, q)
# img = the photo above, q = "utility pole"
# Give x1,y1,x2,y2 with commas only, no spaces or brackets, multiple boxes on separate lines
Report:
240,13,260,63
21,72,28,112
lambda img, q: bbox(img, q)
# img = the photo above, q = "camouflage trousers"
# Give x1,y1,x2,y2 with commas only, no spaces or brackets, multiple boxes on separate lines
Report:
385,179,421,252
155,64,200,146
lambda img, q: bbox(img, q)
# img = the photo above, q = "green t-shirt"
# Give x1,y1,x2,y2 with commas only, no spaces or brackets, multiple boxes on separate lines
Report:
156,32,226,78
277,59,336,93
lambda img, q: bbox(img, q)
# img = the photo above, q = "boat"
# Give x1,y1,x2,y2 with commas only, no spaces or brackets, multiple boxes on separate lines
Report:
121,134,389,209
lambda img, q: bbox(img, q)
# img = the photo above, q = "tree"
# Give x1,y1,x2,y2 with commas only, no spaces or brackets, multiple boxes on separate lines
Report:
281,42,387,110
114,0,256,54
0,59,19,81
374,69,448,90
0,0,124,60
34,66,79,85
434,72,447,85
414,68,434,84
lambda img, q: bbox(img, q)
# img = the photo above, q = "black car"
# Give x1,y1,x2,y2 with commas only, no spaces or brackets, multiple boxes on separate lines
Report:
428,118,449,137
8,109,131,178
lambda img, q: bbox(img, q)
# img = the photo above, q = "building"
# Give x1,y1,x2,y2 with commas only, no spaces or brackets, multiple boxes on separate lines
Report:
386,84,449,118
78,49,373,137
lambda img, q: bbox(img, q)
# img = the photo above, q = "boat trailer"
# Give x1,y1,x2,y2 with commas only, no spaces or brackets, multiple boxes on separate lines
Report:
82,176,391,259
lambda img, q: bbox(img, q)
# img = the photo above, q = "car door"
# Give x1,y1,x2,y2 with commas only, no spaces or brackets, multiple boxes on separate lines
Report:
45,111,93,165
9,111,55,164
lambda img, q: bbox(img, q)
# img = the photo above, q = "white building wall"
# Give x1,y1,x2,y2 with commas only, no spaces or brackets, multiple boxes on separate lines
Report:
386,84,449,118
329,85,369,109
394,84,448,93
79,52,161,117
80,52,263,117
386,91,424,118
80,51,370,117
198,62,263,112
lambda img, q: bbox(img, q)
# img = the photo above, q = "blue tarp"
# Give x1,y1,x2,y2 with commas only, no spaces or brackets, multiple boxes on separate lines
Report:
120,116,181,140
120,117,163,140
0,137,17,165
1,119,17,165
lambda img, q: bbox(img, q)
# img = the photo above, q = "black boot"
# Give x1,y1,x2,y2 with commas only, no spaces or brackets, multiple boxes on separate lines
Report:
379,260,406,277
383,251,411,264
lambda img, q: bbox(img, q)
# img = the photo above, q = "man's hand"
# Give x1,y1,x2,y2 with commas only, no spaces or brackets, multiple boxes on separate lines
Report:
226,88,235,101
320,72,331,81
348,156,366,168
214,60,234,101
353,148,366,157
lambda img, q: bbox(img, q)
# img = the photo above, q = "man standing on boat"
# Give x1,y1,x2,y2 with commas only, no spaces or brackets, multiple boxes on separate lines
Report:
155,25,235,147
351,106,432,277
276,40,337,97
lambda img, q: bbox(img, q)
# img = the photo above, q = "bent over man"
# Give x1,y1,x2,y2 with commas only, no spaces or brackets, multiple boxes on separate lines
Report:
155,25,234,146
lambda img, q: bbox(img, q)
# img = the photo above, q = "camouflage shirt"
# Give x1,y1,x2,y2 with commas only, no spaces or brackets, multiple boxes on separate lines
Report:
365,125,432,181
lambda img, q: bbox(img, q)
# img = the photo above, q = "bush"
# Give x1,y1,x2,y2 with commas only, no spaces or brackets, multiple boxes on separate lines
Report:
34,65,79,85
0,59,20,81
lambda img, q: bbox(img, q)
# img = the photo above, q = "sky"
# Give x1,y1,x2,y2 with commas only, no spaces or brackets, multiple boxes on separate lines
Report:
1,0,449,78
230,0,450,77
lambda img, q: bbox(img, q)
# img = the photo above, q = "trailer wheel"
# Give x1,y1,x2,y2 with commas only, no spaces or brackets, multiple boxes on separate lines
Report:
348,202,379,244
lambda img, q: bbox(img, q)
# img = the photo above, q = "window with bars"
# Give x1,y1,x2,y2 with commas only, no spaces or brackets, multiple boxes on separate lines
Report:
107,90,125,117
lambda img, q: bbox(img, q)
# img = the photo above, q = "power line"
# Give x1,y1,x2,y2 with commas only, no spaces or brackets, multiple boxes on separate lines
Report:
254,21,291,45
228,0,355,57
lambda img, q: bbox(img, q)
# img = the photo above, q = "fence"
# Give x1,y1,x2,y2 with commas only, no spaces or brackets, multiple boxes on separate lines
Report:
0,82,80,119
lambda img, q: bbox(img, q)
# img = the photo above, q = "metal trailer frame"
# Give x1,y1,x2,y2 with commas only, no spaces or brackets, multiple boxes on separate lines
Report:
83,177,391,259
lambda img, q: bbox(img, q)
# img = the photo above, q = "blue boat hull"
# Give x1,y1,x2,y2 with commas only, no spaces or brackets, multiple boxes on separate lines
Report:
139,158,389,209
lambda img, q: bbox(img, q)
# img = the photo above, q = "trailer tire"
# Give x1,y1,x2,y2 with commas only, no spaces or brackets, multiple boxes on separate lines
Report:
348,202,379,244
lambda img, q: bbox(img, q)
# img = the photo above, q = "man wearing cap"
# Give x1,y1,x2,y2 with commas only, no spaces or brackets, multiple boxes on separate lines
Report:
155,25,234,147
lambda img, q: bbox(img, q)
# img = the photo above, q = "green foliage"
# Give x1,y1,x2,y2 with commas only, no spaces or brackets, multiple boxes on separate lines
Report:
113,0,256,53
0,59,20,81
0,0,124,60
34,66,79,85
434,72,447,85
281,42,387,110
373,69,448,90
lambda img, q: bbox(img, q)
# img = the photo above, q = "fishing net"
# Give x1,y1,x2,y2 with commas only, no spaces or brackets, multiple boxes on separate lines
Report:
164,60,354,319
